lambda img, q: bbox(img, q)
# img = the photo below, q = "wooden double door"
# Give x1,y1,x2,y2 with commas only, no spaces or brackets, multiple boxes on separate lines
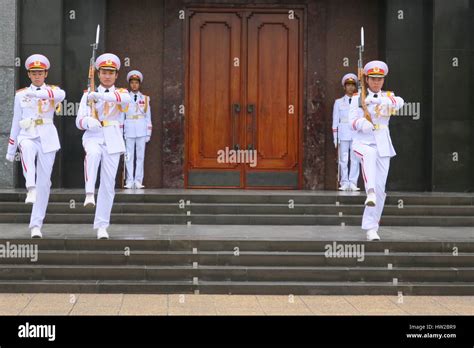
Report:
186,8,303,188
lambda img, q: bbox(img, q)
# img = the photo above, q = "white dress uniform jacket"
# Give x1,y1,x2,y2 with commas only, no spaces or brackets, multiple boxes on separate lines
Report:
332,95,356,142
76,85,130,154
349,89,404,158
124,91,152,139
7,84,65,156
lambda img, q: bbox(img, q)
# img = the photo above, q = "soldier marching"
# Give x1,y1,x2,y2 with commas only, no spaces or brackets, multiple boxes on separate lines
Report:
5,54,65,238
349,60,404,241
76,53,131,239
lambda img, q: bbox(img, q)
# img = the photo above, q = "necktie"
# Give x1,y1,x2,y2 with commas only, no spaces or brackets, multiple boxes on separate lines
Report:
105,89,109,93
36,87,41,91
134,94,137,102
374,94,378,98
349,97,352,104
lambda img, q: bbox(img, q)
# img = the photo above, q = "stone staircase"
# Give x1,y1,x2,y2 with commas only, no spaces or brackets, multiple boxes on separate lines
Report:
0,190,473,226
0,190,472,294
0,238,473,295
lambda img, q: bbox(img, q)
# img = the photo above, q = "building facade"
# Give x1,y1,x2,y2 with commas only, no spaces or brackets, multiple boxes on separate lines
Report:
0,0,472,191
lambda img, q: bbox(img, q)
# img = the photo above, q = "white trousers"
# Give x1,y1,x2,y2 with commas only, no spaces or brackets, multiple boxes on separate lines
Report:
338,140,360,185
83,141,120,229
18,137,56,229
352,142,391,231
125,136,146,185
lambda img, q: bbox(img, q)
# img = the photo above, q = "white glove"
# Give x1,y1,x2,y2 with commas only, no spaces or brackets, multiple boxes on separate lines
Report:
365,95,382,105
26,91,37,98
333,138,337,148
19,118,33,129
380,97,393,106
87,92,102,102
26,90,50,99
5,154,15,162
361,119,375,133
84,117,102,130
146,136,151,143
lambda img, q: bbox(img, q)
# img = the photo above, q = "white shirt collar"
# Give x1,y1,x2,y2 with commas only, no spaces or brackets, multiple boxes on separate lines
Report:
130,91,142,99
98,85,115,93
367,89,382,96
30,83,46,90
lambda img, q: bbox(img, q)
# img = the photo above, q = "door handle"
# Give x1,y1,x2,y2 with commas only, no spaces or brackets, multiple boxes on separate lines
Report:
232,103,240,150
247,104,255,150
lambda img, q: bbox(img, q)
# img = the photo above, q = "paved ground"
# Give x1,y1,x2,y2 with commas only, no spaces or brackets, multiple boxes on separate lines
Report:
0,294,472,315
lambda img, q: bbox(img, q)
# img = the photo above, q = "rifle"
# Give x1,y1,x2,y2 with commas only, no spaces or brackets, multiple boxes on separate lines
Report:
357,27,373,124
87,25,100,119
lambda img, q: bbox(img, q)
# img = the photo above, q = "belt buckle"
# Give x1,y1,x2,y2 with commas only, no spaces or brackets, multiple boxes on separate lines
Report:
101,120,109,127
374,124,380,130
35,119,44,126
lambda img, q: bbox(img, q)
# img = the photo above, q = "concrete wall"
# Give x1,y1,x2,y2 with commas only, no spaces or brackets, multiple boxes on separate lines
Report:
0,0,18,188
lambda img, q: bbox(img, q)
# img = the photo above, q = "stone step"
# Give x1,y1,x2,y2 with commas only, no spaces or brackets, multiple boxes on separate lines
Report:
0,264,473,282
0,213,473,226
0,250,472,267
1,238,471,252
1,202,473,216
0,191,472,206
0,279,472,295
196,280,474,295
0,279,195,293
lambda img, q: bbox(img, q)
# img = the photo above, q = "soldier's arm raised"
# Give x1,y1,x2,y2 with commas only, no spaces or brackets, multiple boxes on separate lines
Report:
93,88,131,105
28,86,66,104
385,92,404,111
350,96,373,133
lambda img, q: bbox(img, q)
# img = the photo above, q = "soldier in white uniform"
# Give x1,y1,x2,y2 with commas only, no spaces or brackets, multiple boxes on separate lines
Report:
349,60,404,241
123,70,152,189
5,54,65,238
76,53,131,239
332,73,360,191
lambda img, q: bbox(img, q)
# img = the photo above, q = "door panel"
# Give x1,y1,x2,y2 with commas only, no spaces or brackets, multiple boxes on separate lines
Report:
246,13,300,170
188,12,241,169
186,8,302,189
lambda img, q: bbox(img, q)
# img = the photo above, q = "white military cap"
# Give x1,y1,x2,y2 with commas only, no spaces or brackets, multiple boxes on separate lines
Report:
341,73,358,86
127,70,143,83
364,60,389,77
25,54,50,71
95,53,121,71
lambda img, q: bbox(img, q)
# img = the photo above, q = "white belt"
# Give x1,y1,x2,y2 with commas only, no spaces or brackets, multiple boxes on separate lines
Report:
339,120,349,124
20,118,53,129
101,120,120,127
34,118,53,126
374,124,388,130
127,115,144,120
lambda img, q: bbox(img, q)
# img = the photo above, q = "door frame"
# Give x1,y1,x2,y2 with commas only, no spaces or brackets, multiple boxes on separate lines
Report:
184,4,306,189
